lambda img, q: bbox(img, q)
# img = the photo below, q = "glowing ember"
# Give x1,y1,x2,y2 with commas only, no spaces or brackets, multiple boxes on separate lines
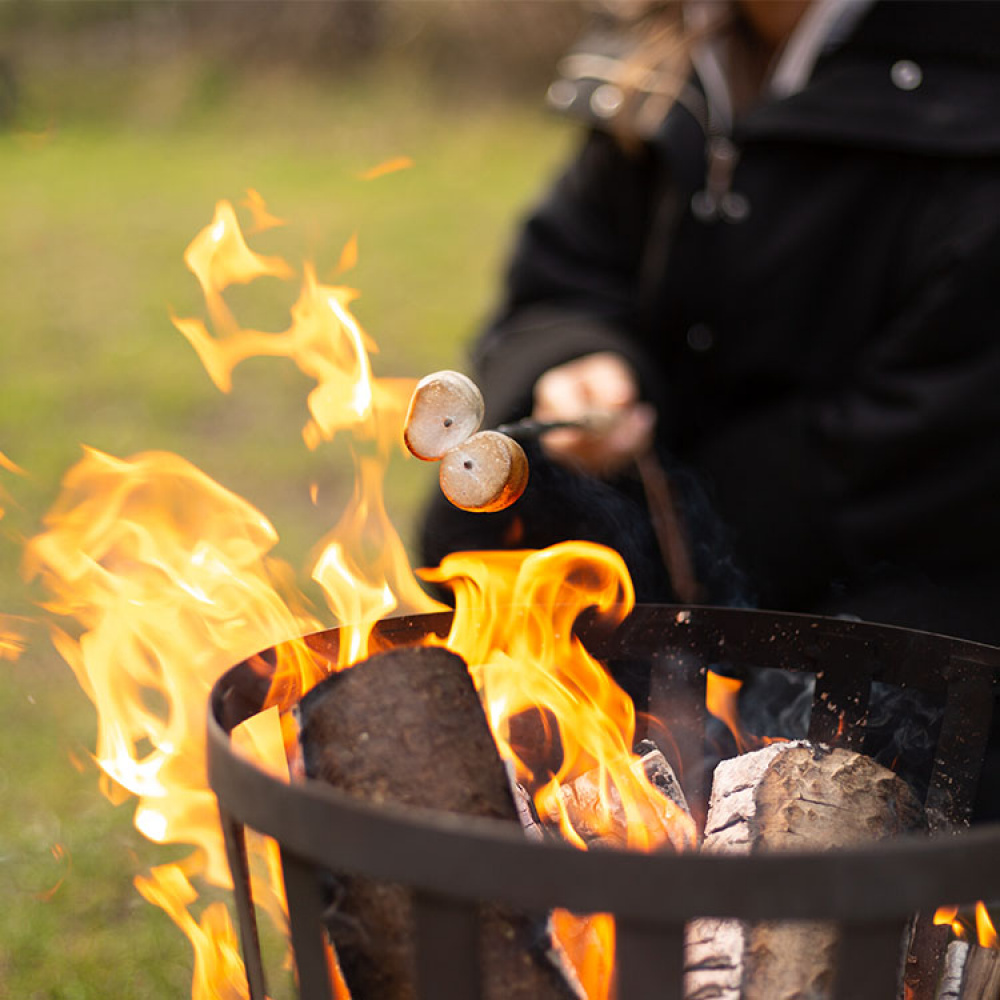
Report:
29,191,695,1000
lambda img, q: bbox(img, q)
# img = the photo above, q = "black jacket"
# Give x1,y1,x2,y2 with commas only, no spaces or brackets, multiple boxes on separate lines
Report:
423,1,1000,644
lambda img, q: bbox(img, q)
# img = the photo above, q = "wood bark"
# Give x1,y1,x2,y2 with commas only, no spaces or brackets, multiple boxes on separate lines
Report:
684,741,926,1000
296,644,580,1000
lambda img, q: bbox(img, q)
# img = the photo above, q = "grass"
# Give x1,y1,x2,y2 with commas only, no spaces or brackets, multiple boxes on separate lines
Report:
0,52,575,997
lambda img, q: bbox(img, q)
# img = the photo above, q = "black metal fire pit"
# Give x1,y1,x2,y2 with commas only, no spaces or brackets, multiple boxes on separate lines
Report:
207,605,1000,1000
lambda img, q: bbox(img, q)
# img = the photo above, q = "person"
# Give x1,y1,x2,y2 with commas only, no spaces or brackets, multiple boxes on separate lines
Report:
421,0,1000,656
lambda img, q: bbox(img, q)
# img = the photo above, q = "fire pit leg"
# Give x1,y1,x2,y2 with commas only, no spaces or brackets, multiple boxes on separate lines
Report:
281,848,335,1000
219,808,269,1000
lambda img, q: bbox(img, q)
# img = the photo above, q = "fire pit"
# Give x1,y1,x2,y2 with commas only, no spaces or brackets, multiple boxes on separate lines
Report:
208,604,1000,1000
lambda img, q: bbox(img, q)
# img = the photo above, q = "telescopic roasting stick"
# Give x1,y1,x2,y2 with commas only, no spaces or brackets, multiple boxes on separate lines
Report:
404,371,703,603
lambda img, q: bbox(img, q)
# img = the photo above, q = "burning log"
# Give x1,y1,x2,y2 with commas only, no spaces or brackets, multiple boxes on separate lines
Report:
684,741,925,1000
936,936,1000,999
542,739,694,852
296,644,580,1000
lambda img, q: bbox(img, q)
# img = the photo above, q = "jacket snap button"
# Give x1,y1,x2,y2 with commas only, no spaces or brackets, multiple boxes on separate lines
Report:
891,60,922,90
686,324,715,352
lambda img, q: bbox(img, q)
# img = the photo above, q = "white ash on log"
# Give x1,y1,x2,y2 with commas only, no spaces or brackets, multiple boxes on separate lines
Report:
542,740,694,852
937,940,1000,1000
296,645,581,1000
684,741,926,1000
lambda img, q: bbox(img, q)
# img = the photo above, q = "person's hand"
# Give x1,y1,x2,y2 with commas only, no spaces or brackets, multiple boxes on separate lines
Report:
532,352,656,477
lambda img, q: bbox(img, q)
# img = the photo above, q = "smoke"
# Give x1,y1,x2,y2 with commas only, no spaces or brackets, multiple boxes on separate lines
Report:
737,665,943,800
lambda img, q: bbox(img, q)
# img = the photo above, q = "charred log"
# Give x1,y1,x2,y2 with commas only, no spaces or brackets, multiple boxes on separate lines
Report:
296,644,580,1000
685,741,926,1000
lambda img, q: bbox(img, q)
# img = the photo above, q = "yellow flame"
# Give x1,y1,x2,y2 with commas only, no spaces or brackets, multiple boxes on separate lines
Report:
135,864,248,1000
934,903,999,949
335,232,359,275
977,902,998,950
0,614,28,661
424,542,696,998
25,448,317,890
240,188,286,233
34,194,699,1000
0,450,25,476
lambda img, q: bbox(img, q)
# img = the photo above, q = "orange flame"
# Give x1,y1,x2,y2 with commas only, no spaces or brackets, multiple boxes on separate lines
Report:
0,447,26,521
359,156,413,180
705,669,750,751
977,902,998,950
425,543,696,999
34,193,693,1000
240,188,286,233
934,902,999,949
934,904,966,939
0,614,29,661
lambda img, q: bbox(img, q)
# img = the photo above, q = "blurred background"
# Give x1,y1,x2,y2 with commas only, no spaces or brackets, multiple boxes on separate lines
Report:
0,2,585,994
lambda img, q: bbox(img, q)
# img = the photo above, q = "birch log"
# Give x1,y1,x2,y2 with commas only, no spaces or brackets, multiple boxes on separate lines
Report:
937,940,1000,999
685,741,925,1000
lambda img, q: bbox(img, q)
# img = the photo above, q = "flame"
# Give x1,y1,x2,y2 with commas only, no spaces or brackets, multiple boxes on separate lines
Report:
424,543,697,998
977,902,998,949
359,156,413,180
240,188,285,233
335,232,359,275
33,193,694,1000
934,904,966,939
0,614,28,661
934,902,999,949
705,669,751,751
0,447,26,521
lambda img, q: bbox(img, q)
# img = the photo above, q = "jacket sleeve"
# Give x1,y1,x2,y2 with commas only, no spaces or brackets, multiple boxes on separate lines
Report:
472,129,667,425
693,180,1000,618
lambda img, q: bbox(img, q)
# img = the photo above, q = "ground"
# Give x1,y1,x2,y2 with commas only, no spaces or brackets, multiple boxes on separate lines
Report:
0,52,574,998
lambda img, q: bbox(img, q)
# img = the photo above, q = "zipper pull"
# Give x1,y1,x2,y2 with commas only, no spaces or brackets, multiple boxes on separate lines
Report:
691,136,751,223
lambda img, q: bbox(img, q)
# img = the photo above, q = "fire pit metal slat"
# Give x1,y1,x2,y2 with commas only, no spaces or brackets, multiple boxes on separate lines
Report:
207,605,1000,999
926,668,996,829
281,847,336,1000
219,807,268,1000
806,634,874,750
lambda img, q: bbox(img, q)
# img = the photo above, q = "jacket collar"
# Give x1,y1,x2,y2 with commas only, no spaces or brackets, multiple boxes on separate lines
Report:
736,1,1000,154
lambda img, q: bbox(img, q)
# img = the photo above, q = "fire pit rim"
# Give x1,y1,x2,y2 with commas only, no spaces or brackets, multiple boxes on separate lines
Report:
207,706,1000,921
207,603,1000,924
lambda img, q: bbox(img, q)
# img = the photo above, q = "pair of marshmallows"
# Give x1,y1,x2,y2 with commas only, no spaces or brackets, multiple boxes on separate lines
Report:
403,371,528,513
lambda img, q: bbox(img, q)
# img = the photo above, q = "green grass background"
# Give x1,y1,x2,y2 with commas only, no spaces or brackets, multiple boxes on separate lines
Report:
0,50,575,998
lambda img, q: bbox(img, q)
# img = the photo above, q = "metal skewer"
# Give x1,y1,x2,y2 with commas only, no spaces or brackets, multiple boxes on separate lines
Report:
493,414,703,604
